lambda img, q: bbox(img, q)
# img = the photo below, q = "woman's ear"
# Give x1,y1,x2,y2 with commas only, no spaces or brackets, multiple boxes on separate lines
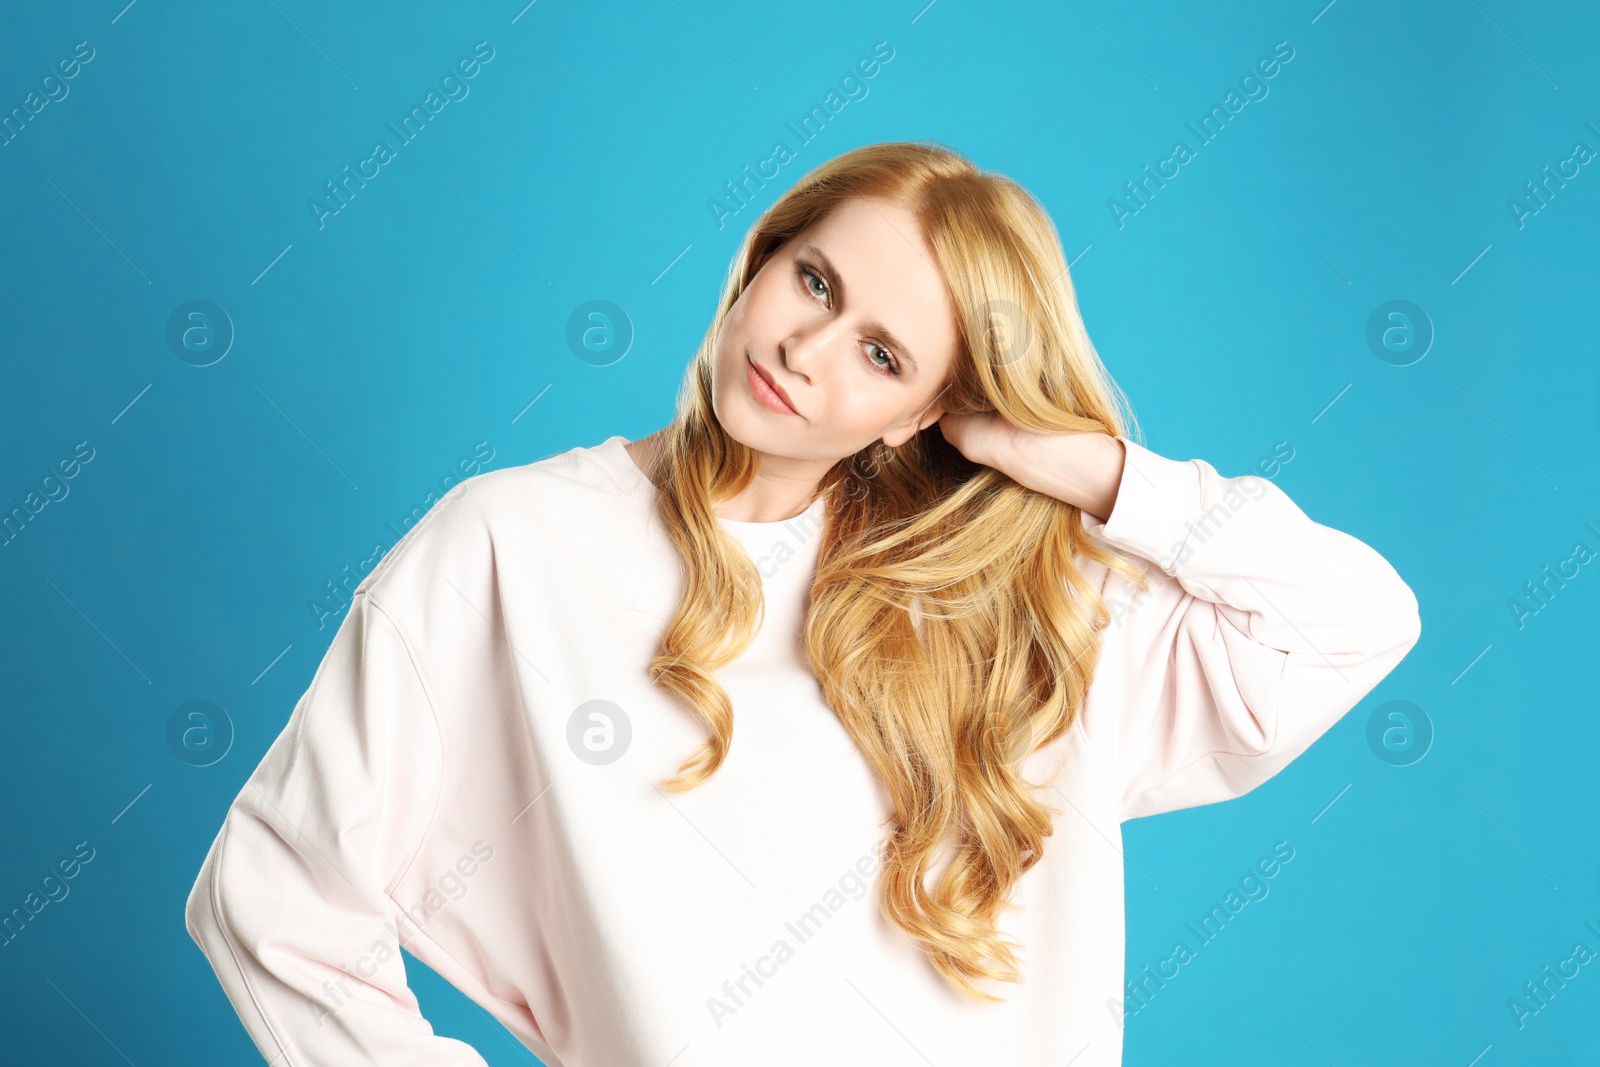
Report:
884,404,946,449
884,386,951,448
915,382,952,433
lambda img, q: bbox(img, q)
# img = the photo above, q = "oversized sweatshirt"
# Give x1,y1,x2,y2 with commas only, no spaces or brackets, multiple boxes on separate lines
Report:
185,432,1421,1067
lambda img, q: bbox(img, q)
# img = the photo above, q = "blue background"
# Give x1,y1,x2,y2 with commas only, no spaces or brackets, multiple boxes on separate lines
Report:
2,0,1596,1063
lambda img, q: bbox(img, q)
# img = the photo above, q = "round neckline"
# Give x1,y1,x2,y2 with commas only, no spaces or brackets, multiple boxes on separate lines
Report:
717,495,827,530
600,434,828,529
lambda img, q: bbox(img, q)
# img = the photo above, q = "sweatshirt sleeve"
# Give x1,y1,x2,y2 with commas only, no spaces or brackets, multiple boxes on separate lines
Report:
184,591,490,1066
1077,437,1422,823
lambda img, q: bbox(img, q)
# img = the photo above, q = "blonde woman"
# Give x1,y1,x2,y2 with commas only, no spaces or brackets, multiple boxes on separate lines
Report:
186,141,1420,1066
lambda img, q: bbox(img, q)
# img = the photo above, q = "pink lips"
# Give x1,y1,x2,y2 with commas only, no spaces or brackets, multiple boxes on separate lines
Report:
745,355,798,415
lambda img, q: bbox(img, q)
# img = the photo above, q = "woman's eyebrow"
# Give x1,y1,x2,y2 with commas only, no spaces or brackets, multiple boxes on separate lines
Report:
800,243,921,375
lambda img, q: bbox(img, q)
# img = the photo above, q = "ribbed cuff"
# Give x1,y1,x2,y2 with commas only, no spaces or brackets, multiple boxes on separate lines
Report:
1079,437,1206,576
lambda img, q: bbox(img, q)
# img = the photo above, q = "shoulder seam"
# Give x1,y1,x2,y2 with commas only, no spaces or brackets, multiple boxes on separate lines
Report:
362,591,448,898
203,817,301,1065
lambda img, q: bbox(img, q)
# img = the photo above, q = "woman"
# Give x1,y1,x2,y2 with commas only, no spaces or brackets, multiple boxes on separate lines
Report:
186,141,1420,1066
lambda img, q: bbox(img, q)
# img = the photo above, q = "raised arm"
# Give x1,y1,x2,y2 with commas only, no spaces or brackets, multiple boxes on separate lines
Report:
185,591,490,1066
1077,436,1420,820
946,419,1423,822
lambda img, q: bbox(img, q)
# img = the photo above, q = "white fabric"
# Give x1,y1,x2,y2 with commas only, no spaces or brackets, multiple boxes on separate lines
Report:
186,432,1420,1066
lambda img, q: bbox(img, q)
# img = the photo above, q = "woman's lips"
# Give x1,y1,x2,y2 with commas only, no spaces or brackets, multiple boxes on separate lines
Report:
746,355,798,415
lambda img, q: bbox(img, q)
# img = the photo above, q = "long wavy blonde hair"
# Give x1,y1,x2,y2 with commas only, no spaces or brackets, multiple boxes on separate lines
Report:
646,140,1149,1002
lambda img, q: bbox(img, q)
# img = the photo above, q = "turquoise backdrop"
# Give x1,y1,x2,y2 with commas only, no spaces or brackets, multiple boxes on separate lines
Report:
2,1,1596,1063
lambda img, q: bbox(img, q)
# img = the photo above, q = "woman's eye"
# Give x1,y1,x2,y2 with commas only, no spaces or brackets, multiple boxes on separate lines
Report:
866,345,900,376
800,265,828,301
799,263,899,377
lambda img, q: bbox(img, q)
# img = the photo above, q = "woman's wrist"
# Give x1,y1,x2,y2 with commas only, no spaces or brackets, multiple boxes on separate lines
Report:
999,429,1126,522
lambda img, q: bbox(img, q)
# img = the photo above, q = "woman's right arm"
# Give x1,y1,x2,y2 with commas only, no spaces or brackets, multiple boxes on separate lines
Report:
185,591,489,1066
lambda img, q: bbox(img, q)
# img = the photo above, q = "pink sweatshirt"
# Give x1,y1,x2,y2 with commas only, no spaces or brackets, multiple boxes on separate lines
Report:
185,433,1420,1066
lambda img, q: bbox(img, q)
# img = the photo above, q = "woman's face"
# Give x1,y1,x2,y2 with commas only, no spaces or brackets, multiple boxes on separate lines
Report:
711,197,961,466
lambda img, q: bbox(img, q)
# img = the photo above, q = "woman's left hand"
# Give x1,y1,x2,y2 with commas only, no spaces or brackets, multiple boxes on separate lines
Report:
935,410,1023,472
937,410,1126,520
